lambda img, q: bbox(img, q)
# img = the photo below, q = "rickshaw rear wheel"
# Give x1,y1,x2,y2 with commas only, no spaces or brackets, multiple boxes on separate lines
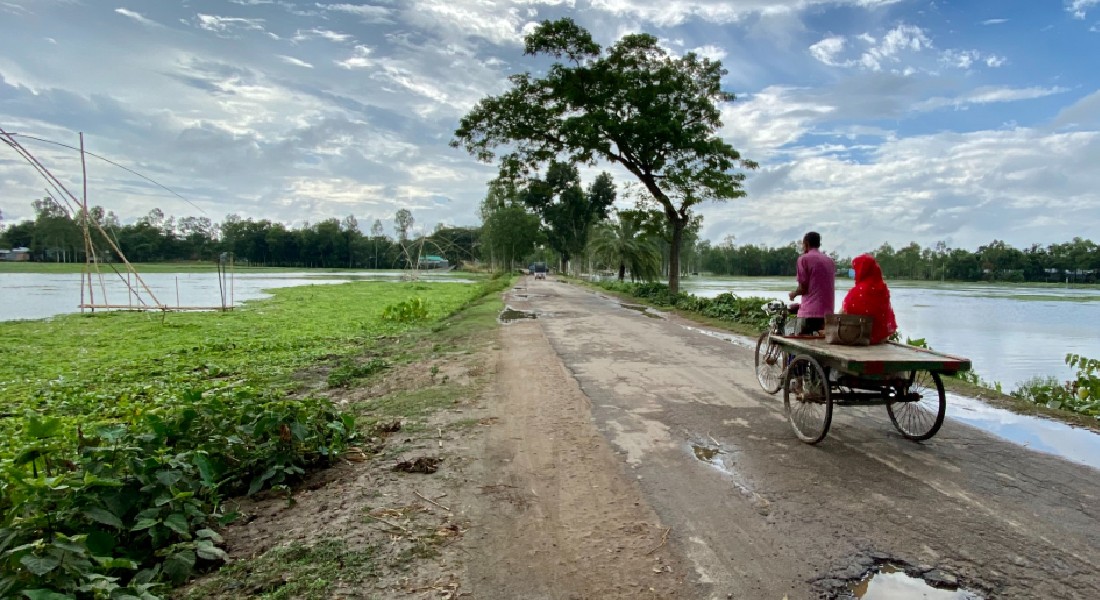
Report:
887,370,946,441
783,355,833,444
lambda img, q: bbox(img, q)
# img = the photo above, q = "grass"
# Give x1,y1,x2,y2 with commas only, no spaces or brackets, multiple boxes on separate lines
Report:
173,278,510,599
0,281,486,445
180,539,378,600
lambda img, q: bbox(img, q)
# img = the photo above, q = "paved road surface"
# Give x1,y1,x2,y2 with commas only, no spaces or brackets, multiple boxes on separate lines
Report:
498,278,1099,599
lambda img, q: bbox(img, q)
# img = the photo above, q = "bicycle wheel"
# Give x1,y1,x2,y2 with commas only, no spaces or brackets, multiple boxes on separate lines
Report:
783,355,833,444
887,370,946,441
754,331,785,394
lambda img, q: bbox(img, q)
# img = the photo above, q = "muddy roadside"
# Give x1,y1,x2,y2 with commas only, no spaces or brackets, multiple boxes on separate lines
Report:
177,282,692,599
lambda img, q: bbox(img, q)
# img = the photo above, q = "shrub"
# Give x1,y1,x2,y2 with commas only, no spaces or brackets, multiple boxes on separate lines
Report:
381,297,429,323
596,281,770,330
0,390,355,599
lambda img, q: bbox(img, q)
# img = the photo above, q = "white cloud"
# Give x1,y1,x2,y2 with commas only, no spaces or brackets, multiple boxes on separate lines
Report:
1053,89,1100,128
913,86,1067,112
335,45,374,69
278,55,314,68
293,28,353,43
940,49,1006,69
691,44,728,61
980,18,1008,25
587,0,901,26
808,24,931,72
194,14,271,37
115,7,158,27
706,128,1100,255
317,3,393,23
1068,0,1099,19
808,35,846,65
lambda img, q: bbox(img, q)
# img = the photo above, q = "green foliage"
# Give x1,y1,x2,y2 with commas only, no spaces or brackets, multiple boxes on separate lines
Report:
0,282,487,598
181,539,377,600
597,281,770,329
1013,354,1100,416
587,213,661,282
452,17,757,293
514,162,615,267
381,297,430,323
328,358,389,388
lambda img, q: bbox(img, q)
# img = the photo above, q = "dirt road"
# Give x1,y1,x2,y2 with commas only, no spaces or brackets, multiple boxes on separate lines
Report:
476,277,1100,599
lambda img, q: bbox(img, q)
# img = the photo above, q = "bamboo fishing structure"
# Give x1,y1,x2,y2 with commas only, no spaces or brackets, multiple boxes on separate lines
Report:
0,127,234,313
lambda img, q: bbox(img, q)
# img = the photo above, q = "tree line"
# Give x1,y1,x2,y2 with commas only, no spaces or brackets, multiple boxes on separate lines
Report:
696,238,1100,283
0,198,477,269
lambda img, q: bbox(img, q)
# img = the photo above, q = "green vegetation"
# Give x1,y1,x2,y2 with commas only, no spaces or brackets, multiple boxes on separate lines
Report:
182,539,377,600
453,17,757,293
0,279,502,599
594,280,769,332
0,199,478,270
696,237,1099,284
1012,354,1100,417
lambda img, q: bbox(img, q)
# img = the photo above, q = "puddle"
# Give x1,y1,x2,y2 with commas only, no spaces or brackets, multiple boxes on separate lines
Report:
498,307,537,323
680,325,756,349
946,393,1100,470
692,444,722,461
849,565,980,599
620,303,665,319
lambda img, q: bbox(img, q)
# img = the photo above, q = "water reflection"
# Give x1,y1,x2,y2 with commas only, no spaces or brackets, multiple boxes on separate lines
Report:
677,276,1100,389
946,393,1100,470
0,270,474,322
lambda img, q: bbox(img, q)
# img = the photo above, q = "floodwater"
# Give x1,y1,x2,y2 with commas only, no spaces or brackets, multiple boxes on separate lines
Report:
0,270,474,322
679,276,1100,390
849,565,980,599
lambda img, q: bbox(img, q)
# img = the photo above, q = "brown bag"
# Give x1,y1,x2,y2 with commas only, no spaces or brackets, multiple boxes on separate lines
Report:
824,314,873,346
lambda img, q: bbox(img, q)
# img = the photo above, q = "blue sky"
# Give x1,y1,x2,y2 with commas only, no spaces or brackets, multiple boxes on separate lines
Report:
1,0,1098,256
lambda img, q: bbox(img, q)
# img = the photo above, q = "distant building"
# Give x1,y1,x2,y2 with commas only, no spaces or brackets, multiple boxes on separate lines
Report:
418,255,450,269
0,247,30,262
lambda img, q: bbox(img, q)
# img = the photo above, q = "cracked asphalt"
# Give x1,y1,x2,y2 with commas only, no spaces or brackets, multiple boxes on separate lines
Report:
507,277,1100,599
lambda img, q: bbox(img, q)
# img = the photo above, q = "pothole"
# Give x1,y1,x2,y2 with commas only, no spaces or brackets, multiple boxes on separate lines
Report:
814,554,984,600
848,564,981,599
499,308,536,323
620,303,665,319
692,444,722,461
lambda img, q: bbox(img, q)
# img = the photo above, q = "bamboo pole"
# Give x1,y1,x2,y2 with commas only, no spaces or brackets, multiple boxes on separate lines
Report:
79,133,94,312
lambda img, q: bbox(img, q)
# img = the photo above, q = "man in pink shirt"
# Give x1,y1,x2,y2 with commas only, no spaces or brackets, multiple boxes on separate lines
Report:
788,231,836,335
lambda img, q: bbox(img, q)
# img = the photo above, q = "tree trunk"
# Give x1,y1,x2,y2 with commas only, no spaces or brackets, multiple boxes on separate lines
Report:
668,219,685,294
618,261,625,282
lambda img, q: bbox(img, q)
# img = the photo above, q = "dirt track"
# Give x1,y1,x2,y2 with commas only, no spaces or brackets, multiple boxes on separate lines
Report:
472,277,1100,599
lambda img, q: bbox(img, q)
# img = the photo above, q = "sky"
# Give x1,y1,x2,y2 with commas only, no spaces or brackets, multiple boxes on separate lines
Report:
1,0,1098,256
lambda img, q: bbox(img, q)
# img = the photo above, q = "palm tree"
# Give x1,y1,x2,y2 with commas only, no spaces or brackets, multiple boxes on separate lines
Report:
588,215,662,282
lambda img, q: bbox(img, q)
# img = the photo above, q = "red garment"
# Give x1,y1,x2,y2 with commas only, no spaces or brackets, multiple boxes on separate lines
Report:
842,254,897,344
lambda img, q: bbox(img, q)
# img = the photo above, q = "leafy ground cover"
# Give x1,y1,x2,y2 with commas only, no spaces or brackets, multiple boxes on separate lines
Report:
593,280,770,333
178,280,509,600
0,277,507,599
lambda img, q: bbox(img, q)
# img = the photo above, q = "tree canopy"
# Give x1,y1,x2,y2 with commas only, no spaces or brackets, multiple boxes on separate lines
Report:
517,161,615,270
452,17,756,292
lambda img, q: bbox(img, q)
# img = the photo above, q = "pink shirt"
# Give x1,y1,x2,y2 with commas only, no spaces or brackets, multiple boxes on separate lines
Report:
796,248,835,318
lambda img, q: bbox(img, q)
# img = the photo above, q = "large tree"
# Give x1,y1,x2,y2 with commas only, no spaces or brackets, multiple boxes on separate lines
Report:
517,161,614,273
453,18,756,293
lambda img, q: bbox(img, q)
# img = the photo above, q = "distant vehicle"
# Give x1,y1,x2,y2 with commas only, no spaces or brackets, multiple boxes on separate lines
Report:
535,271,546,280
529,262,548,280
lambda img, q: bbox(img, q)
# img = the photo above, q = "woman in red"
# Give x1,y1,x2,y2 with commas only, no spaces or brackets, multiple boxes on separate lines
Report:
842,254,897,344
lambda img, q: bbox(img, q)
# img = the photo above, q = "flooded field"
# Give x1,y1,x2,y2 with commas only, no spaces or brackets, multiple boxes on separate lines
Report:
0,269,474,322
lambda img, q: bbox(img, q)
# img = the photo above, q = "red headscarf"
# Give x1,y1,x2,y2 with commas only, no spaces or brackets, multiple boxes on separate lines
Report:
842,254,897,344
